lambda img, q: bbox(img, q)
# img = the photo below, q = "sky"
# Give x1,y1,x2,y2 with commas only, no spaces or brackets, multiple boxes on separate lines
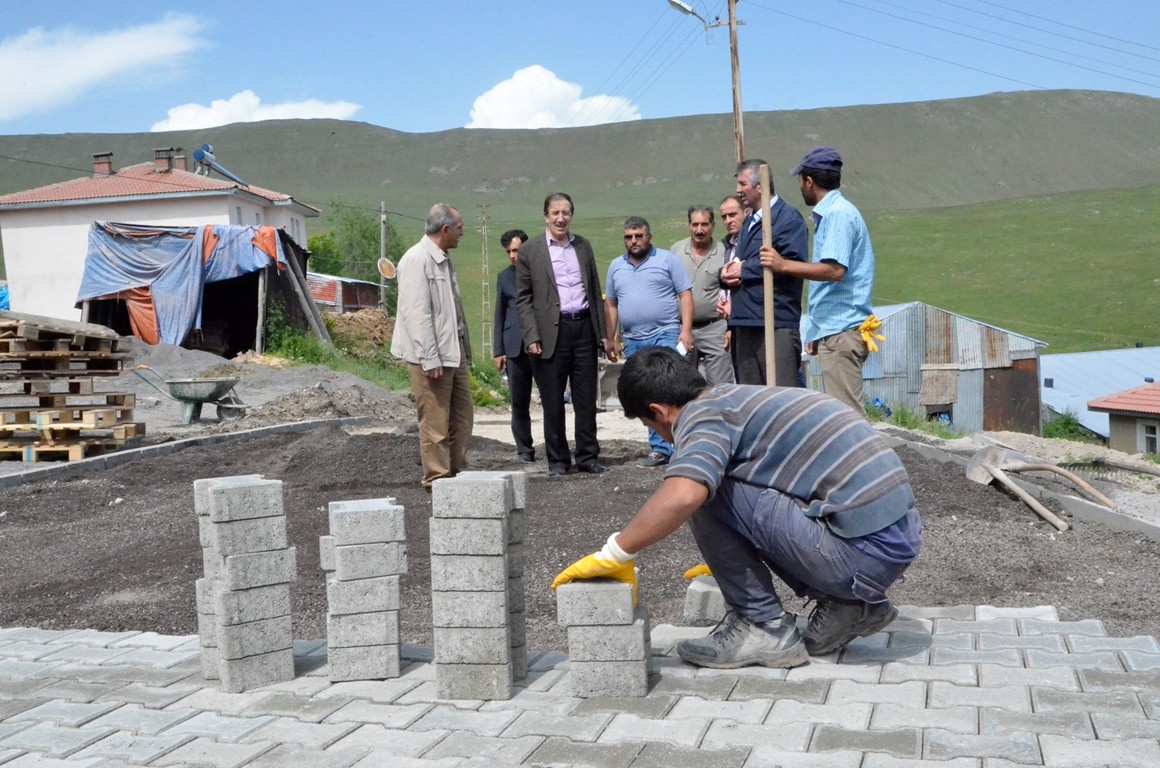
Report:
2,0,1159,137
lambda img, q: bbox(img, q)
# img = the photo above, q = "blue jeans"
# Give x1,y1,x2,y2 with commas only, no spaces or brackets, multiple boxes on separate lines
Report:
687,478,919,624
623,329,679,455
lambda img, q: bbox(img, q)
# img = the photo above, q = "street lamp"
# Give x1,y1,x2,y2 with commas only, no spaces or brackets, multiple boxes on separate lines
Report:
668,0,745,163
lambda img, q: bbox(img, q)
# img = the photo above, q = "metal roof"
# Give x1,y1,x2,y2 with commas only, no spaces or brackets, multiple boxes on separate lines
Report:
1041,347,1160,436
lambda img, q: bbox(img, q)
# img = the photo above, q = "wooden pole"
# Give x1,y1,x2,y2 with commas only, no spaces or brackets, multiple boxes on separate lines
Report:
283,245,333,348
379,202,387,309
254,266,267,355
728,0,745,164
759,163,775,386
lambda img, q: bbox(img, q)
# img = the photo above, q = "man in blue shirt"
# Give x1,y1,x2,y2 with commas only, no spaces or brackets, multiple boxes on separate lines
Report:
551,347,921,669
606,217,693,467
762,146,875,416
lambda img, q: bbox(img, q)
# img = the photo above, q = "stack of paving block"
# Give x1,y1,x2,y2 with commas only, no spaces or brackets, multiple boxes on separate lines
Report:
0,311,141,462
557,579,652,697
323,497,407,682
193,475,297,693
683,574,728,625
429,471,528,700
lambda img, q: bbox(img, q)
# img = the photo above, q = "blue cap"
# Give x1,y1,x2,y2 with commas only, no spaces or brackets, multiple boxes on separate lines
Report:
791,146,843,175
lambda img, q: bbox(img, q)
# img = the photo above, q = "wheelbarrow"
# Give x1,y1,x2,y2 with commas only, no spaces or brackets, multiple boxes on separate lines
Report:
134,365,247,425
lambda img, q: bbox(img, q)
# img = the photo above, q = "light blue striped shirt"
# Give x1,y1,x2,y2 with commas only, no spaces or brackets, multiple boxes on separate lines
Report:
803,190,874,343
667,385,916,538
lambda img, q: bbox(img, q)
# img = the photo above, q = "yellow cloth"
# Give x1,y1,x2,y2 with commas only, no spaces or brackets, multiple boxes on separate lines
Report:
683,564,712,579
858,314,886,353
551,554,638,605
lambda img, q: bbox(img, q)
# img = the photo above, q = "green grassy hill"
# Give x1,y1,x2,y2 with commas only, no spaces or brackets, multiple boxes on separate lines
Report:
2,89,1157,354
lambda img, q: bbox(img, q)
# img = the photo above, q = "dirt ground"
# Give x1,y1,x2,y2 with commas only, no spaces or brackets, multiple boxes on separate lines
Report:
2,337,1159,651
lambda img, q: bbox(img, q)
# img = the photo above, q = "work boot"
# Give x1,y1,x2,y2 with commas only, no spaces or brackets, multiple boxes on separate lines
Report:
803,598,898,655
677,612,807,669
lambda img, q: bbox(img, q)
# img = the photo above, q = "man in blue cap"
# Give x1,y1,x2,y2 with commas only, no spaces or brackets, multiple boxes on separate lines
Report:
761,146,877,416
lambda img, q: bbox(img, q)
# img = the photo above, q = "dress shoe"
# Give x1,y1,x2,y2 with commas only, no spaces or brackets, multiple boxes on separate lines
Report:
518,453,535,463
576,462,608,474
548,465,572,477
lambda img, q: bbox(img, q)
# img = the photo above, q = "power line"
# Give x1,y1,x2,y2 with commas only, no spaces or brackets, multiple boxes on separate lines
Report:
973,0,1160,54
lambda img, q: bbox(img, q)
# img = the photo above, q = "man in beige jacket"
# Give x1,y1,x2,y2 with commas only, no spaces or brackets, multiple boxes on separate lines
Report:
390,204,473,491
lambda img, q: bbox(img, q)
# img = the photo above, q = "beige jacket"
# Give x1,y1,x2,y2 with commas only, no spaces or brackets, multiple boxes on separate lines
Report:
390,235,471,370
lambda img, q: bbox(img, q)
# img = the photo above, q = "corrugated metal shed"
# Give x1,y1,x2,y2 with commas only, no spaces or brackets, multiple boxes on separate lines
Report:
1040,347,1160,437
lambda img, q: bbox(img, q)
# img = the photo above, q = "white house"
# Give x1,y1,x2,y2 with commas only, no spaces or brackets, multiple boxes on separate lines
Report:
0,147,318,321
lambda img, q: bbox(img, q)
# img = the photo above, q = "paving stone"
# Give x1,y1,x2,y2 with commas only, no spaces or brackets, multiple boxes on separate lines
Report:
0,723,116,758
431,474,513,519
667,696,770,724
880,662,976,685
862,756,980,768
236,691,350,723
6,701,121,728
109,632,198,652
979,707,1093,739
429,555,507,592
86,704,192,735
35,647,133,666
784,662,881,683
524,735,640,768
839,645,929,665
1071,635,1160,653
633,740,749,767
929,682,1030,711
392,680,482,708
598,712,707,747
328,611,400,649
217,616,293,661
891,632,973,651
434,628,510,665
1039,735,1160,767
570,694,677,719
327,576,402,618
1025,649,1121,670
498,708,611,740
650,674,737,699
570,660,649,698
930,648,1022,667
31,661,191,686
1020,618,1106,636
977,664,1080,690
213,583,291,626
813,725,920,758
975,606,1058,621
429,592,510,631
556,581,636,627
245,742,369,768
323,699,432,728
26,680,126,704
149,735,274,767
162,687,273,715
826,679,926,707
744,747,863,767
203,476,283,523
0,630,79,645
1088,710,1160,739
766,700,872,729
218,548,297,591
0,698,50,721
429,518,508,556
209,514,289,556
436,662,513,700
729,676,829,703
1080,667,1160,693
566,615,649,662
45,630,141,648
347,752,466,768
409,705,518,736
313,678,421,703
0,643,68,662
70,730,193,763
328,498,405,545
326,722,446,757
935,619,1017,636
700,719,811,751
159,710,273,741
219,648,295,693
872,702,978,733
977,633,1066,651
106,648,199,669
238,716,359,749
421,729,542,763
1032,687,1144,715
476,687,578,715
929,730,1044,763
1123,651,1160,672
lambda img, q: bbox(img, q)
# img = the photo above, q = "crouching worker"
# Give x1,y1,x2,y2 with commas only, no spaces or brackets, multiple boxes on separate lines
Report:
550,346,921,669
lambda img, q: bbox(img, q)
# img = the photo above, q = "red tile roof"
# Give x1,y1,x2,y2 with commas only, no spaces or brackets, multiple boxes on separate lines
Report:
0,162,306,208
1088,382,1160,417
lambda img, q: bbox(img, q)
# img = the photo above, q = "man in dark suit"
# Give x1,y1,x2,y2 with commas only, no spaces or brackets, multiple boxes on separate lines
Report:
493,228,535,462
720,159,809,387
516,193,616,477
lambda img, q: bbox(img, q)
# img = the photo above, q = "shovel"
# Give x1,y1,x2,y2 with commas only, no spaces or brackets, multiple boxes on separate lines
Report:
990,448,1116,510
966,446,1069,532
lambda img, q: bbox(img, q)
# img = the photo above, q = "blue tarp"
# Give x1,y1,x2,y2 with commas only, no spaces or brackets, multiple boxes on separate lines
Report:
0,284,8,311
78,222,285,345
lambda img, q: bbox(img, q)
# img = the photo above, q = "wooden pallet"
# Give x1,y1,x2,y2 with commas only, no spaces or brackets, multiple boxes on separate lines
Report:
0,392,134,411
0,356,126,378
0,438,123,463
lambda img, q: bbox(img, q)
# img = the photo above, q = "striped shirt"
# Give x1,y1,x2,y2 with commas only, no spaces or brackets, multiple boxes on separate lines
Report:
667,385,915,538
803,189,874,343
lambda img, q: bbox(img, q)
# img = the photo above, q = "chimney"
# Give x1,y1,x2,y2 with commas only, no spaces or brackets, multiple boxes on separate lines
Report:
153,147,181,172
92,152,114,176
174,152,187,172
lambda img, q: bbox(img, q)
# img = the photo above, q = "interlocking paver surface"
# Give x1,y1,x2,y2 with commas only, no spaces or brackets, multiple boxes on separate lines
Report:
3,605,1160,765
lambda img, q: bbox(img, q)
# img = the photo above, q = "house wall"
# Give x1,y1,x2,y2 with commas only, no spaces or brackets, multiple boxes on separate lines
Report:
1107,414,1138,454
0,196,306,322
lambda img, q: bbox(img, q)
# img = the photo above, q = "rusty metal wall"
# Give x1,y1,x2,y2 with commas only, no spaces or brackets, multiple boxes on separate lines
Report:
955,367,985,432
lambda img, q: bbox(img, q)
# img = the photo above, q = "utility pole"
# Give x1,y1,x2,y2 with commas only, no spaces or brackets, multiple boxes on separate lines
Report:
379,201,387,309
478,204,491,351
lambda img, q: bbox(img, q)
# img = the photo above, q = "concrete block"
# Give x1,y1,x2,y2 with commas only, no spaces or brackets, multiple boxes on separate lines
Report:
570,659,650,698
511,644,528,682
333,542,407,580
431,590,509,628
197,613,218,647
430,555,507,592
328,644,401,682
213,583,291,626
567,608,650,662
455,470,527,511
556,580,636,626
206,477,284,522
208,514,288,556
219,547,297,591
217,615,293,660
195,578,217,615
429,518,507,556
328,498,405,544
436,662,513,700
508,608,527,647
508,508,525,544
507,542,524,578
434,627,512,664
319,535,335,572
432,473,512,519
200,645,219,680
326,575,400,615
193,474,264,516
508,580,525,612
218,647,294,693
327,611,400,648
197,515,214,549
201,546,222,581
682,575,727,624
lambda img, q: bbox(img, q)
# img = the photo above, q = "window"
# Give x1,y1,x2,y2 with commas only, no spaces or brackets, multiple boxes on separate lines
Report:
1142,421,1159,455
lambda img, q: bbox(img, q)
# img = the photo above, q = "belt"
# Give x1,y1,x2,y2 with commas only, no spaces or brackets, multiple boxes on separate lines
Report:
692,318,720,328
560,309,590,320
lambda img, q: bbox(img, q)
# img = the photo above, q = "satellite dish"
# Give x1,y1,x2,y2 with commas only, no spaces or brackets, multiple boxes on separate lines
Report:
377,257,396,279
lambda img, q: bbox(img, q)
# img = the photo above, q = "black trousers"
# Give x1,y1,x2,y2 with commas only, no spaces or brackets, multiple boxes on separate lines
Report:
733,326,803,388
506,351,535,458
532,316,599,469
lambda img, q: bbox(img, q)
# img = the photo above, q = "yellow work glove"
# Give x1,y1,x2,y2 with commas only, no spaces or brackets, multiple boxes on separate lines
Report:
683,564,712,580
858,314,886,353
551,533,638,605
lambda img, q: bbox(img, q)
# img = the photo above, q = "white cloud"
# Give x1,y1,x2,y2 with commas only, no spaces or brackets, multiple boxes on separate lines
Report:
467,65,641,129
150,90,361,131
0,14,207,122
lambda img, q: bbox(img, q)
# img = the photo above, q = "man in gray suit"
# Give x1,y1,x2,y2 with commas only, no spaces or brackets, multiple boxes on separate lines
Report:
493,228,535,462
516,193,615,477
